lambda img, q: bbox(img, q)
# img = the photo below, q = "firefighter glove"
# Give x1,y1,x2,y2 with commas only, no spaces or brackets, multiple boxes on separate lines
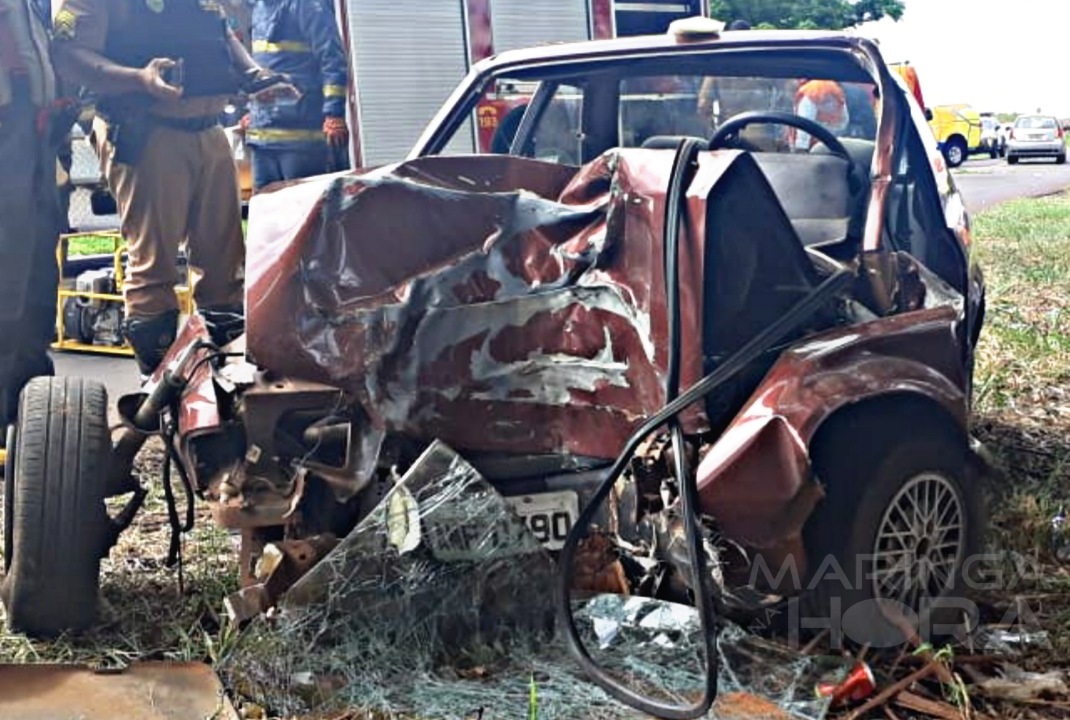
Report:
323,116,349,148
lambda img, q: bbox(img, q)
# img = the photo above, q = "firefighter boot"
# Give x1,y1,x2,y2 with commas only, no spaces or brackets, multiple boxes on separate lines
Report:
123,310,179,378
200,305,245,348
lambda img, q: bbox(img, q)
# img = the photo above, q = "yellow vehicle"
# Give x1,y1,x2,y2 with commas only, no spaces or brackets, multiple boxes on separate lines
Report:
928,104,983,168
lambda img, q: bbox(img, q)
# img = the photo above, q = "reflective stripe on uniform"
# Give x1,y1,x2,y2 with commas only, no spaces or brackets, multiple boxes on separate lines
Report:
247,127,324,142
252,39,310,53
322,84,346,98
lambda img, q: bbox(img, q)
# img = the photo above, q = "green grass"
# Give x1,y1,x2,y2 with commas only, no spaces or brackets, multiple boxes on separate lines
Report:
970,193,1070,668
972,194,1070,412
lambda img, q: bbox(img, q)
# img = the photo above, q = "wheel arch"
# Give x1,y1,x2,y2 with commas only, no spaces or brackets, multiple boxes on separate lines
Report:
807,391,967,493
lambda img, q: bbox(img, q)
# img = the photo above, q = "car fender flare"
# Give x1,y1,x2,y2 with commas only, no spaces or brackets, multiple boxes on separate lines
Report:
696,353,966,547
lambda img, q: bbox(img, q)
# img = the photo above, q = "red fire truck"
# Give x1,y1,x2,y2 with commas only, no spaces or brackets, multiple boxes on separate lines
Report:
334,0,709,167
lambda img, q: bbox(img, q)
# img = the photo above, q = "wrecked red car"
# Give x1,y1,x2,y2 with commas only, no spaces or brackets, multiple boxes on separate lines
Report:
3,24,986,714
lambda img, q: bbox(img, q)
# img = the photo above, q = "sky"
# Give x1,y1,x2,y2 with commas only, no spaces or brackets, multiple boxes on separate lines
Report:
856,0,1070,117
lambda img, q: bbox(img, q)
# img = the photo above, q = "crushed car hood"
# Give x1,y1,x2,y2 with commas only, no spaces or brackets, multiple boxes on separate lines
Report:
246,150,820,461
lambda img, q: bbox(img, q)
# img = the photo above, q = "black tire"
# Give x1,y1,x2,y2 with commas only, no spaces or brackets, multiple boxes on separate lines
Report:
1007,155,1019,165
943,137,968,168
803,419,983,647
1,377,110,636
1057,153,1067,165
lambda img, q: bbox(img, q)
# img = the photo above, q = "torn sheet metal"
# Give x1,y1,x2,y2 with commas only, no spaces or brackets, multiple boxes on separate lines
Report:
222,441,847,719
0,662,237,720
245,150,812,472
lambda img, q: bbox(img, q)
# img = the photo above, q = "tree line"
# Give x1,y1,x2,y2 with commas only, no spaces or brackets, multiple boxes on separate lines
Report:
708,0,905,29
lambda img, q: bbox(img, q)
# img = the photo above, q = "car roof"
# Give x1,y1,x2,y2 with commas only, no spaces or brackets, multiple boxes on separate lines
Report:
474,29,874,74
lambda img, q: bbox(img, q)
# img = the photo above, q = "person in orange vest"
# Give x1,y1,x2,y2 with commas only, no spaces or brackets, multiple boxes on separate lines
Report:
792,79,849,150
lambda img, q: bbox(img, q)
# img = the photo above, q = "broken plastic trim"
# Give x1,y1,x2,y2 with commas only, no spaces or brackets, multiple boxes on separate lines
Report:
557,138,855,716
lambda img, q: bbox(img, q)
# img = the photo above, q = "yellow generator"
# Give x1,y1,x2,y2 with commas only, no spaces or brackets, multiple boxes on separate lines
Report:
53,231,193,355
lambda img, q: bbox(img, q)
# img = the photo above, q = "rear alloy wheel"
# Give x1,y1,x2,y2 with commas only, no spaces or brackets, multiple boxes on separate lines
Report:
1,377,110,636
804,433,982,647
870,471,966,612
943,137,968,168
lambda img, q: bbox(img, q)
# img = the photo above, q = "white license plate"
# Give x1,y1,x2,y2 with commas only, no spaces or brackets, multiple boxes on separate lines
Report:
506,491,580,550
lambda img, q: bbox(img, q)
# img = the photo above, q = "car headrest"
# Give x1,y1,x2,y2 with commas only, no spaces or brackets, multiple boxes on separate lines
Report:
811,138,876,174
641,135,711,151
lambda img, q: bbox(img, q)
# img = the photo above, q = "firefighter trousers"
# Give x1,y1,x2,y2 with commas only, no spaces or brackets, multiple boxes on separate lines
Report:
0,81,61,429
251,144,329,190
96,118,245,318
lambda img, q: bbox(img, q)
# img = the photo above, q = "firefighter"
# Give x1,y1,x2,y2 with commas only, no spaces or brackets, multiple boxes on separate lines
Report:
246,0,349,189
50,0,284,376
0,0,63,434
791,79,849,150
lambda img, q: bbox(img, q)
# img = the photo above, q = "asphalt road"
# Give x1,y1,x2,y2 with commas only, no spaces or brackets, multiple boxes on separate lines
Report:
952,154,1070,214
52,155,1070,399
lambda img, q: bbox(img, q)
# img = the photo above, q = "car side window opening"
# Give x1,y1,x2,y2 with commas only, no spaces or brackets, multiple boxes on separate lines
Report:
481,80,585,163
528,85,584,164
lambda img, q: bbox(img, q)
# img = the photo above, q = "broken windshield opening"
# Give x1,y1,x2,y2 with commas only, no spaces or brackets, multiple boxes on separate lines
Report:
431,48,880,162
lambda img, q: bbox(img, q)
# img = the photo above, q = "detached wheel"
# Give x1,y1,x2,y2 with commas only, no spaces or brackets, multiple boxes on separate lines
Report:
1,377,110,636
804,420,982,646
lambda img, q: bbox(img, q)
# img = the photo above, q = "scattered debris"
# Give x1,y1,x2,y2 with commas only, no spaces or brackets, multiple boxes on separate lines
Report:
1051,508,1070,562
977,665,1069,703
222,441,849,720
891,690,962,720
816,663,876,707
976,627,1052,656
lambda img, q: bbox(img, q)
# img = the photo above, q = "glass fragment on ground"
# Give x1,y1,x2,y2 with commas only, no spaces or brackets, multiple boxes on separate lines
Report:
222,441,847,719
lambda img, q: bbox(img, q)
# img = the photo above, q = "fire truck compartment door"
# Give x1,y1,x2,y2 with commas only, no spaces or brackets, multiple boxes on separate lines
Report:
489,0,591,53
345,1,475,166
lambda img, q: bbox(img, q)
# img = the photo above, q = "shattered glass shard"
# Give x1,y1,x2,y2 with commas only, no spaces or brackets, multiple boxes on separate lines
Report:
222,441,848,719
